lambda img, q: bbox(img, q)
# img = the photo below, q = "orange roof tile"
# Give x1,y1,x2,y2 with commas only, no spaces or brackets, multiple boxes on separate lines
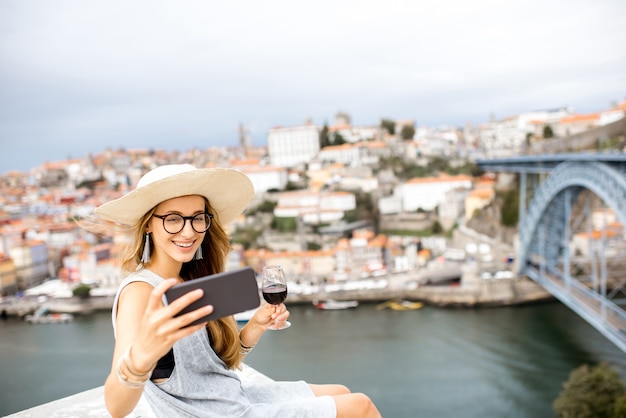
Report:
469,188,494,199
321,143,355,151
329,124,351,132
230,158,261,166
575,229,621,239
560,113,600,124
243,166,284,173
364,141,386,149
407,174,472,184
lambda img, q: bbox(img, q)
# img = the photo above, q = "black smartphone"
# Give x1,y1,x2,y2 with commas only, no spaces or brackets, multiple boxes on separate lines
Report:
163,267,260,325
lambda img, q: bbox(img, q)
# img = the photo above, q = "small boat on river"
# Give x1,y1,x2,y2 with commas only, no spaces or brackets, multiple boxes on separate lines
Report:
234,308,256,323
376,300,424,311
234,307,259,323
25,307,74,324
314,299,359,310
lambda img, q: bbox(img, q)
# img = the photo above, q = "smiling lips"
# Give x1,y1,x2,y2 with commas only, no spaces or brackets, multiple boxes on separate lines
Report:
173,240,195,249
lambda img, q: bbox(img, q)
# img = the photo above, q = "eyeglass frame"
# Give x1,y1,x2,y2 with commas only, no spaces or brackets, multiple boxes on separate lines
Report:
152,213,214,234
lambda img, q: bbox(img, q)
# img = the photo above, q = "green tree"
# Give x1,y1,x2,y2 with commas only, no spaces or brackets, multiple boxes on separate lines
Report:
307,241,321,251
525,132,533,149
380,118,395,135
331,132,346,145
428,156,449,173
431,220,443,235
343,190,375,226
614,395,626,418
256,200,277,213
500,188,519,227
271,216,297,232
400,124,415,140
553,363,626,418
231,226,262,249
320,124,330,148
469,163,484,178
543,125,554,138
73,284,91,299
285,181,306,191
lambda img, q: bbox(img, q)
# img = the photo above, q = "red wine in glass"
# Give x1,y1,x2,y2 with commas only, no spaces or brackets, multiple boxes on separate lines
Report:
261,265,291,330
262,284,287,305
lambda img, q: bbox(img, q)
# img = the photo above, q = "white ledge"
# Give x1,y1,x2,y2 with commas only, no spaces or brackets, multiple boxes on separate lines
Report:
7,364,272,417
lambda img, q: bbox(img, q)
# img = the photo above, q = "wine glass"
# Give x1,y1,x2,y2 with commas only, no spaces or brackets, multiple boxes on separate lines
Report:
261,265,291,330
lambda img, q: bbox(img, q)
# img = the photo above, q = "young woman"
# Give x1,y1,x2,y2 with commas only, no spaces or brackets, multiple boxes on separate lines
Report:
91,164,381,418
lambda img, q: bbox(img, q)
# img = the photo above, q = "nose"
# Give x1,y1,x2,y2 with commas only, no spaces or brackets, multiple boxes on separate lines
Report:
180,218,197,237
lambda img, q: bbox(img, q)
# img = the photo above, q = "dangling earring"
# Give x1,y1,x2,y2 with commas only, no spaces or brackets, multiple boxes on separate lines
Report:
141,233,151,264
194,245,203,260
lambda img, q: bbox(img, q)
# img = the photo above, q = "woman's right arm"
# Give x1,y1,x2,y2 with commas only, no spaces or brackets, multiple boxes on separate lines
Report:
104,279,213,418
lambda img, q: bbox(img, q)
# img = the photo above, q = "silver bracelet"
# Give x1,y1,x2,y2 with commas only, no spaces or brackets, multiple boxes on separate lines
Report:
116,346,152,389
239,334,256,355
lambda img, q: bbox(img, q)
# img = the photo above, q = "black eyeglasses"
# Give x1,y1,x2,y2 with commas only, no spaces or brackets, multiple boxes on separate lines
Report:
152,213,213,234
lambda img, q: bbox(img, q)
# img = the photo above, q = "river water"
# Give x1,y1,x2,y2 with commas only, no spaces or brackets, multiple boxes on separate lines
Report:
1,301,625,417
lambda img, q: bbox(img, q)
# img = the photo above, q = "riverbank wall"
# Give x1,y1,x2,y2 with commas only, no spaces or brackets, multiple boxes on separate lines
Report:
289,276,554,307
1,274,553,319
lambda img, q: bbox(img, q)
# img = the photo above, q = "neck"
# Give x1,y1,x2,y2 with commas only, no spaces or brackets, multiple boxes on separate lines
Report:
145,256,183,281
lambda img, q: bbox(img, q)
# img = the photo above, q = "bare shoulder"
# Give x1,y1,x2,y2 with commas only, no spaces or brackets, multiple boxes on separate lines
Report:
117,281,154,317
120,280,155,297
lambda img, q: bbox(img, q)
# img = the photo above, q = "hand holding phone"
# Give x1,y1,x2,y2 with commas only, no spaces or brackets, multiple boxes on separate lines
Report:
163,267,260,326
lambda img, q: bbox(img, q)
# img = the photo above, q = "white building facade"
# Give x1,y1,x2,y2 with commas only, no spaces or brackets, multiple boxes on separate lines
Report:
318,144,361,166
241,166,288,193
478,107,574,157
379,175,473,214
274,191,356,225
268,125,320,168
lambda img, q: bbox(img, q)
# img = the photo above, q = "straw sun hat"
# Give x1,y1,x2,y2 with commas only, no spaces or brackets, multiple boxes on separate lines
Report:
95,164,255,227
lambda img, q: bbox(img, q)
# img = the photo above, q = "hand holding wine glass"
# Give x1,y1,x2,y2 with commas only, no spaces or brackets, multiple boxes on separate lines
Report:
261,265,291,330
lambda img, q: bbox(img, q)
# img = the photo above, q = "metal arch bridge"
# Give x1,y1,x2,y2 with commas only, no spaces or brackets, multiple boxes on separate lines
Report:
477,153,626,353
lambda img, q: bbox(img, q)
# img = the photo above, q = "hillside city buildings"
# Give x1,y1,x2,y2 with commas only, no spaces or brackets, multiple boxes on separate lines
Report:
1,100,625,296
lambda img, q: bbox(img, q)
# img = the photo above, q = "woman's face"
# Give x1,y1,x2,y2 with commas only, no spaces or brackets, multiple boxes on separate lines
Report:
147,195,207,269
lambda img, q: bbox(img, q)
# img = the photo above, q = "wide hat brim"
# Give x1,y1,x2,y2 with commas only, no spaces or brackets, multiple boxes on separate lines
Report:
95,167,254,226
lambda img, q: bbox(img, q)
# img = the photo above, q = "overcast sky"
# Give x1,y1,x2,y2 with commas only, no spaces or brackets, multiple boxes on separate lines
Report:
1,0,625,173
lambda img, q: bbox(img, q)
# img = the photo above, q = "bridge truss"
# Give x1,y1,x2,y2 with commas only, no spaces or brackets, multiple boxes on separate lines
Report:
479,154,626,352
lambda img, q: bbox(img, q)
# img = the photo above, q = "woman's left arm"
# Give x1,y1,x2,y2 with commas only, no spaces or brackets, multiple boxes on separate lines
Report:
239,303,290,347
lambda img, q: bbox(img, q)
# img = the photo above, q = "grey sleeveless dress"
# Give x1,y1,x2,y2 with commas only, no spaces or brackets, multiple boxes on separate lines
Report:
112,269,336,418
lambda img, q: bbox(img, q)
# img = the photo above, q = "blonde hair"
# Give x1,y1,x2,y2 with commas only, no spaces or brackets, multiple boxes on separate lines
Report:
119,198,243,369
